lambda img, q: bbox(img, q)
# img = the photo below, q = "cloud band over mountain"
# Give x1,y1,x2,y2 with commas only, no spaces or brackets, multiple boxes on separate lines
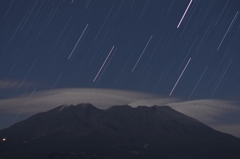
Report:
0,88,239,137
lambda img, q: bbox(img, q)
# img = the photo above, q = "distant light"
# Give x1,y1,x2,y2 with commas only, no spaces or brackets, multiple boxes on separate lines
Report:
2,138,6,142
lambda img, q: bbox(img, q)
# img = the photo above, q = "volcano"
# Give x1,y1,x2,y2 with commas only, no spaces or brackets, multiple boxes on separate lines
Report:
0,103,240,159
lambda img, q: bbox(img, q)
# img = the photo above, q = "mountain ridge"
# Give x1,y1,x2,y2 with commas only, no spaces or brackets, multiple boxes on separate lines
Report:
0,103,240,159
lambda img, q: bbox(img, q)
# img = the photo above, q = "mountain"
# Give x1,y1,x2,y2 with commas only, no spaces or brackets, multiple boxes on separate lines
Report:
0,103,240,159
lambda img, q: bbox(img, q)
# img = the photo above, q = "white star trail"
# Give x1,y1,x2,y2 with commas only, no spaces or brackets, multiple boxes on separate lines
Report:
177,0,193,28
3,0,14,18
20,0,38,30
215,0,229,26
188,66,208,100
169,58,191,96
94,5,114,41
52,74,62,90
16,59,37,92
211,59,233,97
217,11,239,51
52,16,72,50
166,0,175,14
13,88,36,123
152,67,168,93
132,35,153,72
4,62,17,80
93,46,115,82
96,47,117,83
114,50,134,86
68,24,89,59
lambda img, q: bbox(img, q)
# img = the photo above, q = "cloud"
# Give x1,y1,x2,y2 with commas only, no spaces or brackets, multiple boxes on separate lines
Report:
128,98,181,107
168,99,240,124
170,100,240,138
212,124,240,138
133,98,240,138
0,80,37,89
0,80,21,89
0,88,177,114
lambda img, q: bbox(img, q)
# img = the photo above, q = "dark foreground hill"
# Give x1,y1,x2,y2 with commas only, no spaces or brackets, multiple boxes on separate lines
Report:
0,103,240,159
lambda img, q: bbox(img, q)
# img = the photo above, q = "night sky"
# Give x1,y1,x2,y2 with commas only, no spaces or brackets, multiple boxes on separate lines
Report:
1,0,240,136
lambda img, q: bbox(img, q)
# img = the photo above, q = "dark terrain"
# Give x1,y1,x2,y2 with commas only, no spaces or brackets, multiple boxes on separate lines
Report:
0,103,240,159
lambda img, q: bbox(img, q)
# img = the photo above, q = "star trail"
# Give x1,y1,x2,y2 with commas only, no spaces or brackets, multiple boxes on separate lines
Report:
177,0,193,28
1,0,240,100
93,46,115,82
169,58,191,96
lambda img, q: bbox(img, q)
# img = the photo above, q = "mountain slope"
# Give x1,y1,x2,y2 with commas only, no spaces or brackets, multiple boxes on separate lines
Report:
0,103,240,159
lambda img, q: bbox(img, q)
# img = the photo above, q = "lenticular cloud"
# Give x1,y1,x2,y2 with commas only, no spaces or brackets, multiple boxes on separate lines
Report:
0,88,164,114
